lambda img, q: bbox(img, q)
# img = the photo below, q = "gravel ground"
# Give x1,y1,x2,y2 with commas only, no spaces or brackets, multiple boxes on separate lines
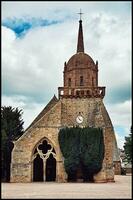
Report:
1,175,132,199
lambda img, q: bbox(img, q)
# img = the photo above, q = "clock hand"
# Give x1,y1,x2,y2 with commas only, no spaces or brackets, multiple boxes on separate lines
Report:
78,116,82,121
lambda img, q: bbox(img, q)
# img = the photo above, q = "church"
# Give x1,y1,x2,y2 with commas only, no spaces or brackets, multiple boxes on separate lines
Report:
11,15,121,183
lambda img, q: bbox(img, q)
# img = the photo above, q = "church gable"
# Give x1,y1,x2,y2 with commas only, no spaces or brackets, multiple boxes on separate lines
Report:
14,95,61,143
26,95,59,130
34,100,62,128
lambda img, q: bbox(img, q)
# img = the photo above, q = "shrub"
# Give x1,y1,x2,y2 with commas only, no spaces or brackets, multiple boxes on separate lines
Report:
58,126,104,181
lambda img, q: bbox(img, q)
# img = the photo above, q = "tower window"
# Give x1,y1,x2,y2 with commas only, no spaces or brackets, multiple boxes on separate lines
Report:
81,90,84,96
68,78,71,87
80,76,84,86
92,77,94,86
87,90,90,96
76,91,80,96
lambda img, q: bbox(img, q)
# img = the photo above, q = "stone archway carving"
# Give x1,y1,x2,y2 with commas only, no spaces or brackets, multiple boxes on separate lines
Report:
32,138,56,182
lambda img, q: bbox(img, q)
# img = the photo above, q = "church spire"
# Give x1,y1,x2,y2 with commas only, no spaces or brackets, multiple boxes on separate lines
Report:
77,9,84,53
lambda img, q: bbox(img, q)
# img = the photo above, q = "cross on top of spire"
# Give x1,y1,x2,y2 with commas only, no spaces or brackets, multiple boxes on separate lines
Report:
77,9,83,21
77,9,84,53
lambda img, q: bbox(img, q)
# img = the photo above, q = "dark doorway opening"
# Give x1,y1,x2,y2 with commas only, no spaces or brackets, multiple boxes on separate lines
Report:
68,172,77,182
46,154,56,181
82,166,94,183
68,165,83,182
33,154,43,182
83,172,94,182
67,165,94,183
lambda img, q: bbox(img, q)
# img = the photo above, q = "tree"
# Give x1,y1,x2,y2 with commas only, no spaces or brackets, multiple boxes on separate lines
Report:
123,128,132,164
1,106,24,182
58,127,104,182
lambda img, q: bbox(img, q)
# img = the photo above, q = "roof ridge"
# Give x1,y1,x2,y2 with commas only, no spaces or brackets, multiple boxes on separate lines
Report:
25,95,58,131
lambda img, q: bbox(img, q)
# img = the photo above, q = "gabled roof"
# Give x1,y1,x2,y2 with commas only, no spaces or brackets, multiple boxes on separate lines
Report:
25,95,58,131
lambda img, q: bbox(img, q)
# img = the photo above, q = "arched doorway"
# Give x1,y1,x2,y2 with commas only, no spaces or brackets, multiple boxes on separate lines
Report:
32,139,56,182
46,154,56,181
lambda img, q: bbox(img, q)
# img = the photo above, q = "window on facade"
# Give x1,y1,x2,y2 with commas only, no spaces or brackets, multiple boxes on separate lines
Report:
60,90,64,95
87,90,90,96
92,77,94,86
68,89,71,95
76,91,80,96
81,90,84,96
68,78,71,87
80,76,84,86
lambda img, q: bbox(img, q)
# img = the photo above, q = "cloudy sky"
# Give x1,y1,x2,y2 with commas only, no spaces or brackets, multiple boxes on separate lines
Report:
2,1,131,149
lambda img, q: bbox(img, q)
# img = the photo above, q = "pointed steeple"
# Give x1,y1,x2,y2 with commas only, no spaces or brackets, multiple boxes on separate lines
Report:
77,13,84,53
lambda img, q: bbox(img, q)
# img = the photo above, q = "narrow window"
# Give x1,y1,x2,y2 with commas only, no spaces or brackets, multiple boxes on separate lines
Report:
87,90,90,96
76,91,80,96
92,77,94,86
68,78,71,87
81,90,84,96
80,76,84,86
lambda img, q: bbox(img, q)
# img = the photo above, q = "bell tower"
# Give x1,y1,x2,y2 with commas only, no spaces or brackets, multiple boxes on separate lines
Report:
57,15,120,183
58,17,105,99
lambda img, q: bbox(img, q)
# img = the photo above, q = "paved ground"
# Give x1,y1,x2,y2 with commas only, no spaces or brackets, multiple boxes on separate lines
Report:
1,175,132,199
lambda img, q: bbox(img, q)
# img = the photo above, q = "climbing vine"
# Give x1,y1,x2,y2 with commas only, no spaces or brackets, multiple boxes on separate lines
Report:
58,127,104,181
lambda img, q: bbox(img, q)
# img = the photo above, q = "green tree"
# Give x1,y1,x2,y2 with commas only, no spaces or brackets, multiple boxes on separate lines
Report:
1,106,24,182
58,127,80,181
123,127,132,163
58,127,104,182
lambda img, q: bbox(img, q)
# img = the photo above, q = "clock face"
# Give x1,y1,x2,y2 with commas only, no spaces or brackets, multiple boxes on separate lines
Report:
76,115,83,124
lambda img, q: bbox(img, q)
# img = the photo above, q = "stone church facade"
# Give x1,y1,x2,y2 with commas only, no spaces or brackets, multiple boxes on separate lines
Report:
11,18,121,183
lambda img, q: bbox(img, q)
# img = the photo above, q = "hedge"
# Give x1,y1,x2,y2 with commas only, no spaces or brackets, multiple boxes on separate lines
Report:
58,127,104,181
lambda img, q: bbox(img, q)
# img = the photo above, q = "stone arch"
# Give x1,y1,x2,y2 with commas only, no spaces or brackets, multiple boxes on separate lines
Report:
31,137,57,182
31,137,57,160
11,128,67,183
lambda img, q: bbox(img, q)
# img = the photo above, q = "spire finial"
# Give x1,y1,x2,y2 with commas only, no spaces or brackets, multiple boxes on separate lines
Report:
77,9,84,53
77,9,83,21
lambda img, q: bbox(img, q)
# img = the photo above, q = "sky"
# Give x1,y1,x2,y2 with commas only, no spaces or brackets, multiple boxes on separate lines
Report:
2,1,132,149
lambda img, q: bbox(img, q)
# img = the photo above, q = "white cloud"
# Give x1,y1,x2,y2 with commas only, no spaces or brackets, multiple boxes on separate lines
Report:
115,132,125,149
2,95,44,129
105,100,131,127
2,2,131,142
2,1,131,20
85,12,131,90
2,26,16,44
105,99,131,149
2,12,131,99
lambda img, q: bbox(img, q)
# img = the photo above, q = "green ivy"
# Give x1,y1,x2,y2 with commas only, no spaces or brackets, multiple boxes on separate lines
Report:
58,127,104,181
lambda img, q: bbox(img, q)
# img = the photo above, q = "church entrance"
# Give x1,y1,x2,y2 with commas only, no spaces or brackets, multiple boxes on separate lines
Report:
33,154,43,182
32,139,56,182
67,165,94,183
46,154,56,181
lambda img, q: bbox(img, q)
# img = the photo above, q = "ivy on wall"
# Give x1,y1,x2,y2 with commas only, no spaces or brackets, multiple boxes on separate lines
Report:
58,127,104,181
